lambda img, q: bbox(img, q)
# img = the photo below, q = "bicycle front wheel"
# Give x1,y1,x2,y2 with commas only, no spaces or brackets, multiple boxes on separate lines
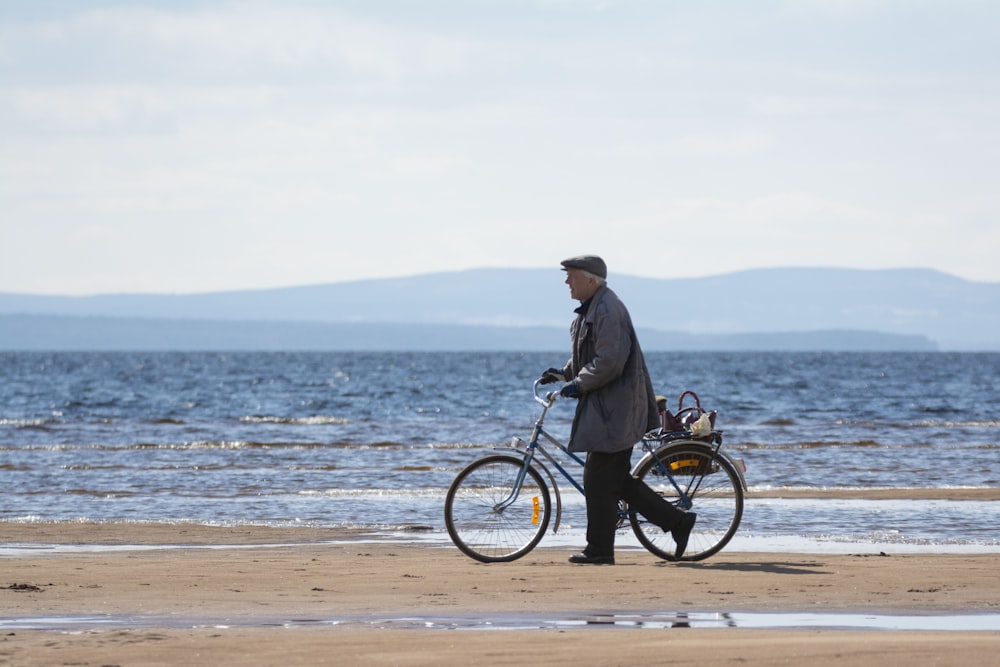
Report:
444,454,551,563
630,444,743,561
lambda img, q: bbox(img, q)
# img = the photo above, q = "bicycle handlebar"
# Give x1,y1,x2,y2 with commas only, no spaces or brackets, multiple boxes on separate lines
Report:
532,378,560,407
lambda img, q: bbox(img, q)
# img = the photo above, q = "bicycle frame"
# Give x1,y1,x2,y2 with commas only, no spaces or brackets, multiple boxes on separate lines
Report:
490,380,740,537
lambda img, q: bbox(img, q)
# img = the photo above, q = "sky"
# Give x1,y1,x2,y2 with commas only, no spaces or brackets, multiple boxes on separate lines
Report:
2,0,998,295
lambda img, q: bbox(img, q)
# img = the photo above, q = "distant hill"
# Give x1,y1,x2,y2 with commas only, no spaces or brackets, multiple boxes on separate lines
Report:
1,267,997,350
0,314,936,351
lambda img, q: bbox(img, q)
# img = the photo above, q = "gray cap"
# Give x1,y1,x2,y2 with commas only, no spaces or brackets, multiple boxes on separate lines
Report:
560,255,607,279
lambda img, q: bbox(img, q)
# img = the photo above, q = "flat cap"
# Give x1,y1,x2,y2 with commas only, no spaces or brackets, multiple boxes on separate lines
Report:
560,255,607,279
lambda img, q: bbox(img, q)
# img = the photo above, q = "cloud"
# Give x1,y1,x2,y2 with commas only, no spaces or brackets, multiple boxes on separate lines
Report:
8,85,178,135
1,1,999,294
5,4,480,83
748,95,885,118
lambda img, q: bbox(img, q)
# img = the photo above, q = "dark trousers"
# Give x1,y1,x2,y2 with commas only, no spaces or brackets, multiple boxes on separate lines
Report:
583,447,686,557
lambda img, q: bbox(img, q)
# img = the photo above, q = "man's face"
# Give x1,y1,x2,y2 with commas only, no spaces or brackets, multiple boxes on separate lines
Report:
564,269,597,302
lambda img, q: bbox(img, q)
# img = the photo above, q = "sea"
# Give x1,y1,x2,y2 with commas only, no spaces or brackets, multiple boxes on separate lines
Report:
2,350,998,554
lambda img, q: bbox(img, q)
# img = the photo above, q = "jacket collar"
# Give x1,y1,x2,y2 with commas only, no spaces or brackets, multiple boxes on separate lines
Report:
574,284,607,319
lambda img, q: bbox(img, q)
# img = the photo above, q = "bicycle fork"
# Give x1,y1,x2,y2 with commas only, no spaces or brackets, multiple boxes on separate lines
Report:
496,425,569,534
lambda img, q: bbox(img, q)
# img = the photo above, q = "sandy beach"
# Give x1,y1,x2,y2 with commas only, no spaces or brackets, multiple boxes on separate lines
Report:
2,522,998,666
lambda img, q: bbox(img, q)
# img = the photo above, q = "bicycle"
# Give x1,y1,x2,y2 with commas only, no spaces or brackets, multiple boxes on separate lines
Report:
444,380,748,563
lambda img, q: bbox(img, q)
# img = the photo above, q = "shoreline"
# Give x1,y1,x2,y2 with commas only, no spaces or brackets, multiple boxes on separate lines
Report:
3,515,998,557
2,523,999,666
746,486,1000,500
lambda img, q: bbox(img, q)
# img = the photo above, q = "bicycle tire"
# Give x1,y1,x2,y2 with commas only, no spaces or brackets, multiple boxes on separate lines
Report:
444,454,552,563
629,443,743,561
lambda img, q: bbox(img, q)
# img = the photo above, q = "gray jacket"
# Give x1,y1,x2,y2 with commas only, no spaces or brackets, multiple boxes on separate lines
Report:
559,285,660,453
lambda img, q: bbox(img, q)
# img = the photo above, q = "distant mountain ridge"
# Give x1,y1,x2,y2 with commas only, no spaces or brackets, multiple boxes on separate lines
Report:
0,314,937,352
2,267,998,350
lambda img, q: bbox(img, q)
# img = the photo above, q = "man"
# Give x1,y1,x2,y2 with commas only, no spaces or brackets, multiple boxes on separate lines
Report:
540,255,696,565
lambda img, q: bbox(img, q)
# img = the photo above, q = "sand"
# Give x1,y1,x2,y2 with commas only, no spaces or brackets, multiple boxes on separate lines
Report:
1,522,999,666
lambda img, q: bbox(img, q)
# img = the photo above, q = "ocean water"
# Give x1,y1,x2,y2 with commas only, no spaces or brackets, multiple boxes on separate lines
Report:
2,351,998,552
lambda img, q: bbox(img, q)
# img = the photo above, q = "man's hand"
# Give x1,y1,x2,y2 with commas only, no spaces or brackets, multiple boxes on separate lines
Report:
559,382,581,398
539,368,566,384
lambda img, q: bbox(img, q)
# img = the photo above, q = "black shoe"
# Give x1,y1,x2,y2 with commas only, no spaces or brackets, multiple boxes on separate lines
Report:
568,552,615,565
671,513,697,560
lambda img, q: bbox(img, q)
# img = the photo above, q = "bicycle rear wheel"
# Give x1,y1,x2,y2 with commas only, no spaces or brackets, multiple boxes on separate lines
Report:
630,444,743,561
444,454,551,563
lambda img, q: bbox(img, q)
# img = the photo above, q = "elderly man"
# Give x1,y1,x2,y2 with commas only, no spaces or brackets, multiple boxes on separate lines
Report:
541,255,696,565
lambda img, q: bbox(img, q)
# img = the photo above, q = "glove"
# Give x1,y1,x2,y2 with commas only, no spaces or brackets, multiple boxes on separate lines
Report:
539,368,566,385
559,382,581,398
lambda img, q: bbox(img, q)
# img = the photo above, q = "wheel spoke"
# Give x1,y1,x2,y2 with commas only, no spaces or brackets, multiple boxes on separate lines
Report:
445,455,551,562
630,445,743,561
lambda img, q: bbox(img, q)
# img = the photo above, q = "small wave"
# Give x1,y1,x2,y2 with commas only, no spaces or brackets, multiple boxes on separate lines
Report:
63,489,138,498
158,440,412,451
297,488,447,498
0,444,78,452
240,415,350,426
0,418,56,429
911,419,1000,429
3,440,417,452
740,440,883,450
426,442,499,450
183,440,345,450
835,419,1000,429
760,418,796,426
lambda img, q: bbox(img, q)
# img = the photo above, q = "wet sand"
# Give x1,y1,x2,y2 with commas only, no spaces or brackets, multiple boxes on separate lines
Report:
2,522,999,666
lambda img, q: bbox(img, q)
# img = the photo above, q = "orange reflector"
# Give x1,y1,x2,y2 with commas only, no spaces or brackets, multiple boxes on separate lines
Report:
670,459,701,471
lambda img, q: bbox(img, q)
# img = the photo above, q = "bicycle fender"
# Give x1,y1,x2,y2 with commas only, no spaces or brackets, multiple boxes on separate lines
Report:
489,446,563,535
717,449,749,491
634,440,749,491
